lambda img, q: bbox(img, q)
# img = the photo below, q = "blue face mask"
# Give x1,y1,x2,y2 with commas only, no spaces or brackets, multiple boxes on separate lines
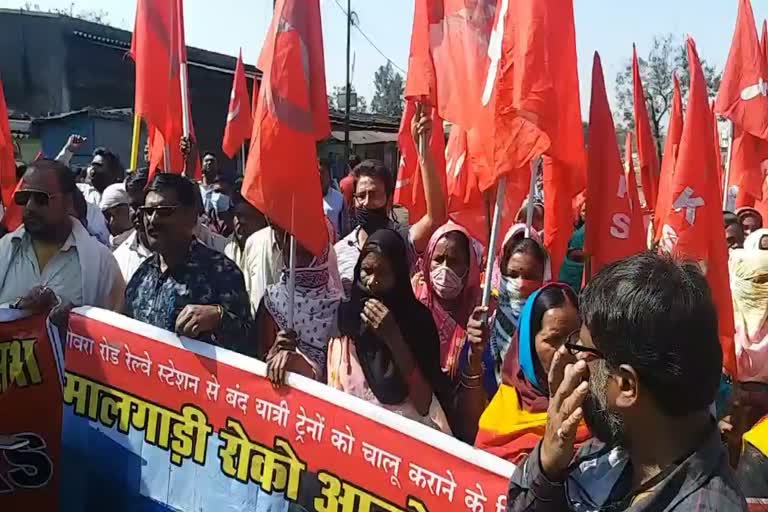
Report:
208,191,232,215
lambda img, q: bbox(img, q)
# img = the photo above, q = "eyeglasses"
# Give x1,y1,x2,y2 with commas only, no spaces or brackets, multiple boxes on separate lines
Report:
14,189,60,207
138,205,180,219
564,330,605,360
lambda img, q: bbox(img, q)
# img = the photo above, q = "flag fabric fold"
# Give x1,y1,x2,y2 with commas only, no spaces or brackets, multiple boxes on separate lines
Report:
654,73,684,243
584,53,644,277
715,0,768,140
222,50,253,159
659,38,737,378
0,75,20,231
130,0,197,177
242,0,330,256
632,44,661,210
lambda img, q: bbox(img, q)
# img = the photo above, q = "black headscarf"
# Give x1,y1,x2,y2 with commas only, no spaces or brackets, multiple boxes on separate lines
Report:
338,229,448,406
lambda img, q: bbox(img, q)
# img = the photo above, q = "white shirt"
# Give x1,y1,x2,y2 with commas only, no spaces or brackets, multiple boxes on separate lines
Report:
242,227,282,312
77,182,102,207
113,230,152,284
85,202,110,246
323,187,345,239
0,230,83,306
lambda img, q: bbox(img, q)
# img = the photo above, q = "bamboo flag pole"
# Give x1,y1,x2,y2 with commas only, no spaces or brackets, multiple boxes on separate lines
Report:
721,119,734,210
481,177,507,308
524,157,542,236
129,114,141,171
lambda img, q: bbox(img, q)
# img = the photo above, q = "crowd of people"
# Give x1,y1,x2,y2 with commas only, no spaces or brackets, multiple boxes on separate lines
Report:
1,109,767,510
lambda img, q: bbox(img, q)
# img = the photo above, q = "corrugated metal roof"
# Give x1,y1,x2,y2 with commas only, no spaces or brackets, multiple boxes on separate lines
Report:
331,130,399,145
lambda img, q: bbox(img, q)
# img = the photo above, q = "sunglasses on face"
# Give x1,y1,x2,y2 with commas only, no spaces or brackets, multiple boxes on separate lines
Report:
14,190,60,207
138,205,180,219
565,330,605,360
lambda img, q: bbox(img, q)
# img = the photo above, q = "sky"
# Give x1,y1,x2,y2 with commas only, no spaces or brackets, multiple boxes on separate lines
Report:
2,0,767,119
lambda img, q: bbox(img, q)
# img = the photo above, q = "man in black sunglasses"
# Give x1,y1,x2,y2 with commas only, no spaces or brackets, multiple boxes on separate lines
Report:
0,160,124,312
123,173,254,356
507,253,747,511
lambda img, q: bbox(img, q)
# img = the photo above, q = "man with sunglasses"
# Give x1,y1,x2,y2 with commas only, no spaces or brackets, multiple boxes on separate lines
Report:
507,253,747,511
0,160,125,312
123,173,254,356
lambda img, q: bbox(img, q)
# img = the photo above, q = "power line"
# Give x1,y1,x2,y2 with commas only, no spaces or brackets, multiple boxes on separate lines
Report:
331,0,407,75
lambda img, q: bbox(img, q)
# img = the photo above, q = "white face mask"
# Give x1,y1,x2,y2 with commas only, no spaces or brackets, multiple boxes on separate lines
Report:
430,265,464,300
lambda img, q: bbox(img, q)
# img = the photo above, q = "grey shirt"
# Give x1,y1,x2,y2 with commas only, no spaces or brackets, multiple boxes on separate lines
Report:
507,427,747,511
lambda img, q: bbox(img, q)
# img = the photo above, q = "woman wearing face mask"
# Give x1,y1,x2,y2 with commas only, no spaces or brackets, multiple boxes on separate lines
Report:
413,223,482,380
327,229,452,432
558,225,585,292
473,284,590,462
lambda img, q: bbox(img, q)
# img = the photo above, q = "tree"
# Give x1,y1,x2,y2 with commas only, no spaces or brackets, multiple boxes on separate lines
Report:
614,34,721,160
371,62,404,118
328,85,367,113
21,1,110,25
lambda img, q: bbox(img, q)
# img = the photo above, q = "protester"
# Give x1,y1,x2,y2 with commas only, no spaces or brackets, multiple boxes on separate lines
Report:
516,202,545,234
474,283,590,463
328,229,451,432
320,158,347,240
57,138,124,207
339,154,361,207
737,207,764,238
335,111,447,298
0,159,124,311
113,168,152,282
412,222,481,379
123,173,254,355
225,191,267,273
192,185,229,253
729,247,768,384
260,222,342,384
558,225,585,291
205,179,235,238
470,225,551,396
72,187,110,246
726,211,746,250
99,182,133,248
507,253,747,511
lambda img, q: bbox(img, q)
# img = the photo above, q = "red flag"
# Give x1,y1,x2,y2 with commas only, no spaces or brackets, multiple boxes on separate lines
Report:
624,133,645,246
222,50,253,159
632,44,661,210
394,100,447,223
242,0,330,256
730,126,768,205
130,0,197,177
405,0,496,129
654,73,684,243
659,38,737,378
584,54,644,276
715,0,768,140
445,125,488,246
0,76,21,232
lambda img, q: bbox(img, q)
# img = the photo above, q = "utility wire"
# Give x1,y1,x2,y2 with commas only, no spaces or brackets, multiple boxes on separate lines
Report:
331,0,407,75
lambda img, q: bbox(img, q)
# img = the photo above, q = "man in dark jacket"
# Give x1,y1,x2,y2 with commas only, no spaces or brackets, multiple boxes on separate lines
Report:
507,253,747,511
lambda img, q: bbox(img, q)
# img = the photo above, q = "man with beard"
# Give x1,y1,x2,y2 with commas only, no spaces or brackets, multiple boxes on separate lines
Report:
123,173,254,355
334,110,447,298
56,137,125,206
0,160,124,310
507,253,747,511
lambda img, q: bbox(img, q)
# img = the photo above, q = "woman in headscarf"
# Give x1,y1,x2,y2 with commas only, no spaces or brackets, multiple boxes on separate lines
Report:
413,222,482,380
327,229,451,432
259,222,342,384
737,207,764,238
558,225,585,292
467,224,551,397
473,283,590,463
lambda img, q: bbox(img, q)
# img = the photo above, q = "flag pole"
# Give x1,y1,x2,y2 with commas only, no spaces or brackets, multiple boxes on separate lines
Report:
240,144,246,176
287,234,296,329
722,119,733,210
180,61,191,139
129,114,141,171
164,144,171,173
525,157,541,236
481,177,507,308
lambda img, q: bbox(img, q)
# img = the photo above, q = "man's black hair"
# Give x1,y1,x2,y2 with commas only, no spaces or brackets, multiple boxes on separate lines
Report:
147,173,198,209
93,147,125,176
72,186,87,223
352,159,394,198
27,159,76,195
202,151,217,160
580,252,722,417
125,167,149,193
724,211,740,228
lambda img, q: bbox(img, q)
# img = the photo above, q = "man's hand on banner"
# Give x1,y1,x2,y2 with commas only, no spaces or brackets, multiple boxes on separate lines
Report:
175,305,222,339
267,330,299,387
14,286,58,313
